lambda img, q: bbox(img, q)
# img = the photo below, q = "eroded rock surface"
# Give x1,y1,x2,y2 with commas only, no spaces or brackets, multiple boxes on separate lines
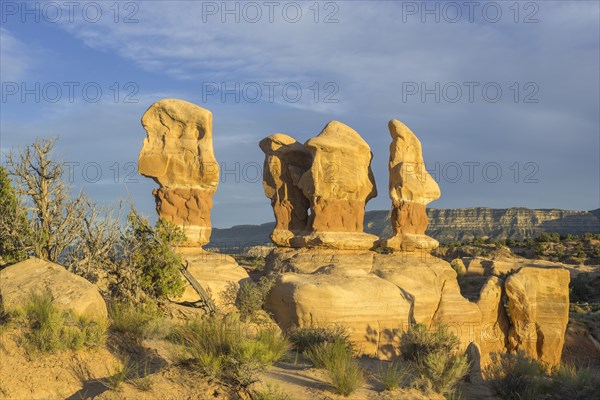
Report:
295,121,379,250
138,99,219,246
259,134,311,246
265,249,566,366
505,267,570,367
380,120,440,251
267,266,412,359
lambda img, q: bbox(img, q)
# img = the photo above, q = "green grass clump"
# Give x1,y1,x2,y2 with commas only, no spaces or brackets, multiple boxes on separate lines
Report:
20,289,106,354
377,362,409,390
400,324,469,397
108,302,171,340
227,276,275,321
288,325,350,353
414,350,470,396
548,364,600,399
485,351,547,400
305,338,364,397
172,315,288,388
400,323,460,361
487,352,600,400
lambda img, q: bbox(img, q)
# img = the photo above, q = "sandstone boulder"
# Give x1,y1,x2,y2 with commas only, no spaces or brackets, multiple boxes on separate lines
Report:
505,267,570,367
259,134,311,246
266,267,412,359
380,120,440,251
0,258,107,319
296,121,378,250
138,99,219,246
173,248,251,310
264,248,569,367
372,253,453,325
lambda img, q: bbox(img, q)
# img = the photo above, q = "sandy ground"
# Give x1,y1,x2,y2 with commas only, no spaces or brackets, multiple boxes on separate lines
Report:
1,260,597,400
0,326,502,400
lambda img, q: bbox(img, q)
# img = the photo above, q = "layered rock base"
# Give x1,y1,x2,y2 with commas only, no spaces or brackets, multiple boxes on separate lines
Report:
265,249,569,367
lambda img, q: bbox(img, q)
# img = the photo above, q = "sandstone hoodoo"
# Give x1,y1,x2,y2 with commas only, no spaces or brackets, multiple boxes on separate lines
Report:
259,134,311,247
262,119,571,369
379,119,441,251
138,99,249,307
296,120,379,250
138,98,219,246
505,267,570,367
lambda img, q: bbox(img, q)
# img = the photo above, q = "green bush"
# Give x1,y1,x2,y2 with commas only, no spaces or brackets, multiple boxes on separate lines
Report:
305,339,364,396
414,350,469,396
0,166,30,266
400,324,460,362
400,324,469,397
548,364,600,399
377,362,409,390
20,289,106,354
486,351,546,400
121,214,186,301
570,273,592,302
172,315,288,388
108,302,171,340
229,276,275,321
288,325,350,353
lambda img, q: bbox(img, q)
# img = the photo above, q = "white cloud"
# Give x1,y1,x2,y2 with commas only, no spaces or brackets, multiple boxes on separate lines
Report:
0,28,37,82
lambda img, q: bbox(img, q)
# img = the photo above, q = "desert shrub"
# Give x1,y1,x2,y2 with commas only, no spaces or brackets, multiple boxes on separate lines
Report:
119,214,186,301
400,324,469,397
0,166,31,266
20,289,106,354
288,325,350,353
485,351,546,400
172,315,288,388
305,338,363,396
305,338,352,369
377,361,409,390
108,302,171,340
225,276,275,321
400,324,460,361
413,350,469,396
570,273,593,302
548,364,600,399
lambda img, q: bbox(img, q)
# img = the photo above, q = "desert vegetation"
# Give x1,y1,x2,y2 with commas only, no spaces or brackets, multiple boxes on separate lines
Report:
1,137,599,399
485,351,600,400
3,289,106,355
437,233,600,266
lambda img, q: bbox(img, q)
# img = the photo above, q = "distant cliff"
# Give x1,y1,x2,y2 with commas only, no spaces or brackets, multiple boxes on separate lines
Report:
209,208,600,249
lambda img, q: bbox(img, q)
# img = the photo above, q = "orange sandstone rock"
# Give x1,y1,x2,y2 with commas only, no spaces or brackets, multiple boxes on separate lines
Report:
138,99,219,246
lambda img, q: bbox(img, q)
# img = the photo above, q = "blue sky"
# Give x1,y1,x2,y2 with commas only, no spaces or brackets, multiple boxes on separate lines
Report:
1,1,599,228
